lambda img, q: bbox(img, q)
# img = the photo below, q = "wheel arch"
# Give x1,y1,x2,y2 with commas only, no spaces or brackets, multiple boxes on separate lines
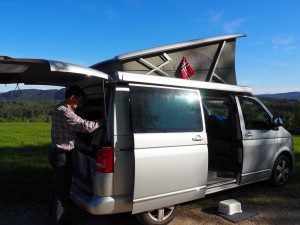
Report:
270,151,294,186
278,150,294,169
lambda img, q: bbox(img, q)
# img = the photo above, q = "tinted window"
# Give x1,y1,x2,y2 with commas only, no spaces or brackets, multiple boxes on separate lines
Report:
202,97,232,141
203,98,230,118
239,97,271,130
130,85,203,133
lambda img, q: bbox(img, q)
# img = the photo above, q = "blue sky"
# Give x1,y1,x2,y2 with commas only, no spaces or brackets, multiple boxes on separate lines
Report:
1,0,299,94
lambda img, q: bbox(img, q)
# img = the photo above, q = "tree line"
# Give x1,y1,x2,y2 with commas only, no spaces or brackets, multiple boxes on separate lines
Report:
0,98,299,134
259,97,300,135
0,100,60,123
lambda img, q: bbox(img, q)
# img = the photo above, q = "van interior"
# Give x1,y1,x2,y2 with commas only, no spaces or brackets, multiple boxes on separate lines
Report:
202,91,240,188
72,83,109,180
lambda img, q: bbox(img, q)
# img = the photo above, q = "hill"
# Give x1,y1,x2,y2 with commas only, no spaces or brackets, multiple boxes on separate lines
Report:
0,89,65,100
257,91,300,100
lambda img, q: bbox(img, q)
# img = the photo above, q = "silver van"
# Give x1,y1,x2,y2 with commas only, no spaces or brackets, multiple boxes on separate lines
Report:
0,34,295,225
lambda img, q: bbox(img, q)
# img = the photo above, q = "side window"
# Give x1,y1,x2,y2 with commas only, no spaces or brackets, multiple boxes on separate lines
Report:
203,98,230,118
239,96,271,130
130,85,203,133
202,97,231,141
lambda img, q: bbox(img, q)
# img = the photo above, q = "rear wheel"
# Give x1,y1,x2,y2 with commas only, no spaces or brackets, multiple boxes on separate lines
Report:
271,155,291,186
135,205,180,225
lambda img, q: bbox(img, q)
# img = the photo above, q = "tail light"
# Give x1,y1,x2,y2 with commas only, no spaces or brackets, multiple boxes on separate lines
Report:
96,147,114,173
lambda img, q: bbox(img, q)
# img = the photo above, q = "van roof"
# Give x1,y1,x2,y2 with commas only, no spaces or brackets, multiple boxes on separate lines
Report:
115,71,252,94
92,34,246,86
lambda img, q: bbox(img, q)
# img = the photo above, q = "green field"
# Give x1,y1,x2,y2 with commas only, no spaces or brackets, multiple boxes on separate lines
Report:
0,122,299,205
0,122,52,202
0,122,51,147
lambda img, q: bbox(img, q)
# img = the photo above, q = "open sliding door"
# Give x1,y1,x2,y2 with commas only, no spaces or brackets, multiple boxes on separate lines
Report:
129,84,208,214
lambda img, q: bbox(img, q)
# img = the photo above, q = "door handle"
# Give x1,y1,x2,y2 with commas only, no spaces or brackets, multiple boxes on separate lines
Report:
245,132,253,137
192,135,203,141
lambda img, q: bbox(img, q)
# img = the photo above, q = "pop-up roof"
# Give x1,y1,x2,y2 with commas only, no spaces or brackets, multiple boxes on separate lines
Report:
92,34,246,85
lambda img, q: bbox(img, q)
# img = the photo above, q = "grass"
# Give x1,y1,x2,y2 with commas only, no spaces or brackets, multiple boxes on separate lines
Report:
0,122,299,207
0,122,52,203
0,122,51,147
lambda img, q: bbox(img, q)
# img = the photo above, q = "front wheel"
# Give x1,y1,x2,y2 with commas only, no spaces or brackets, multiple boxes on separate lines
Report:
271,155,291,186
135,205,180,225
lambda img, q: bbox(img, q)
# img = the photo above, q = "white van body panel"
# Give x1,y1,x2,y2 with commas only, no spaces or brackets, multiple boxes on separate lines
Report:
236,96,287,184
240,131,277,183
133,144,208,213
130,84,208,213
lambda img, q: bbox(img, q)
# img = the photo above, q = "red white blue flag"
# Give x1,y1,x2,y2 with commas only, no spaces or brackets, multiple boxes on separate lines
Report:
181,57,195,79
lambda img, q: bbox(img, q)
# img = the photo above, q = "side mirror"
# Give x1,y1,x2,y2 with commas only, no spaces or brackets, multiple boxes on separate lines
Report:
272,116,283,129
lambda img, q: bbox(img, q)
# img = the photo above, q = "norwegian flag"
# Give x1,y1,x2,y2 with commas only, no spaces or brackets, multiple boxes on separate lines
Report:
181,57,195,79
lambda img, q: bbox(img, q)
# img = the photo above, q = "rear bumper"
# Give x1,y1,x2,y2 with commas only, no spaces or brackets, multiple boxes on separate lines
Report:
70,184,133,215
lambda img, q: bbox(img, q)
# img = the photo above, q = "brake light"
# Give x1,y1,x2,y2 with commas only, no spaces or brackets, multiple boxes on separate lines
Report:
96,147,114,173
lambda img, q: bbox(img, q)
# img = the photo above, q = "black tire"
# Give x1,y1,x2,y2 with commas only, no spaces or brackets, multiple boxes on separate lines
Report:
135,205,180,225
271,155,291,186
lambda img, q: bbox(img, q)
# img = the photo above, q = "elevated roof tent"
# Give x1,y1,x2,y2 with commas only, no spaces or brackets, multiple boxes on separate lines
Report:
92,34,246,85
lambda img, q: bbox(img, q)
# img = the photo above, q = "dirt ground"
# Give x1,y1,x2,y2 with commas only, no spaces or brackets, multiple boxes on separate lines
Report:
0,197,299,225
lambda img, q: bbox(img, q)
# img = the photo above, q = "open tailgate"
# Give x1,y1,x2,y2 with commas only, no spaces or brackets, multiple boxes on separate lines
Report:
0,56,112,87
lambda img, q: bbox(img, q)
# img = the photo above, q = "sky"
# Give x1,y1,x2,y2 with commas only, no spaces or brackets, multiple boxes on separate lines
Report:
0,0,299,94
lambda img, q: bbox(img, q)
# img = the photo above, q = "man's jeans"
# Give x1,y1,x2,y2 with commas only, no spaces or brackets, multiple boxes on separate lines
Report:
48,150,73,225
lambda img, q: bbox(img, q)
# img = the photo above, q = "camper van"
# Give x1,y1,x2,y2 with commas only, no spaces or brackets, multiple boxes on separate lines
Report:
0,34,295,225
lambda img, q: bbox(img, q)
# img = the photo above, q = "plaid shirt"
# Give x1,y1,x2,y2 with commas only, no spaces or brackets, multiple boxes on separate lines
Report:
51,104,101,151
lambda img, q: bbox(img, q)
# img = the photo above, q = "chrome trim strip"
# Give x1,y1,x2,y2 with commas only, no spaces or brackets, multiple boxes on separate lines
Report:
134,186,206,203
242,169,271,177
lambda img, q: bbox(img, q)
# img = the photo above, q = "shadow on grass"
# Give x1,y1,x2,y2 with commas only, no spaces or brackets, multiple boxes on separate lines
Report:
0,145,52,203
0,145,143,225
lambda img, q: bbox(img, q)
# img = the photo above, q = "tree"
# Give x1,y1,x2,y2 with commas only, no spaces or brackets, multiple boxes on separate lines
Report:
0,100,58,122
294,100,300,134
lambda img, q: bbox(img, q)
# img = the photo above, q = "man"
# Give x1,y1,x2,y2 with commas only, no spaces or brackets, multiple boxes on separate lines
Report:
49,85,102,225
